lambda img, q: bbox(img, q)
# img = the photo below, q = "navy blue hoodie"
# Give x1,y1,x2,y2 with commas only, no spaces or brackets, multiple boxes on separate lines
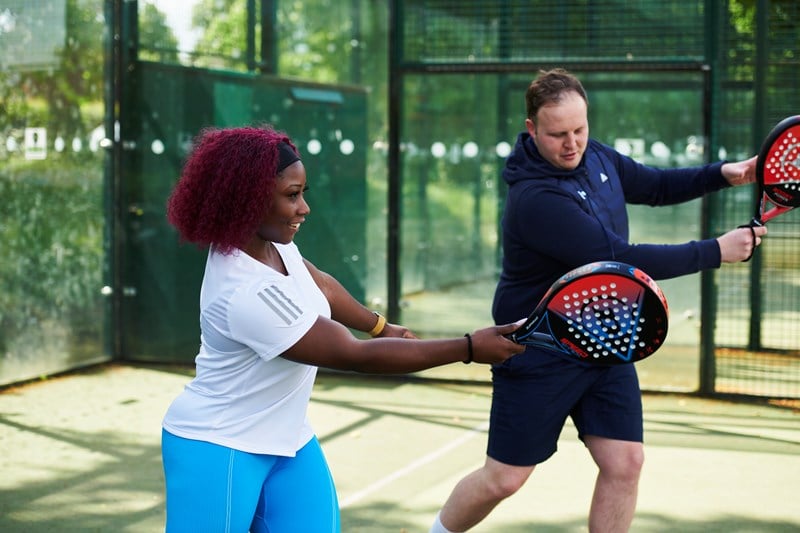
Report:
493,132,730,325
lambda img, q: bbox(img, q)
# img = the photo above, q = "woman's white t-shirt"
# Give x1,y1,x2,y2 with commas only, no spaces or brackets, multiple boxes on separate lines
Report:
162,242,330,456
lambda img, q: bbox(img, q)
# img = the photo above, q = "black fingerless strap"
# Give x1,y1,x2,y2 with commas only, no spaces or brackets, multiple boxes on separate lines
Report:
737,224,757,262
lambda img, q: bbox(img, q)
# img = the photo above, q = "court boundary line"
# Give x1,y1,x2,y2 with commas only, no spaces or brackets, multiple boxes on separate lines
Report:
339,420,489,508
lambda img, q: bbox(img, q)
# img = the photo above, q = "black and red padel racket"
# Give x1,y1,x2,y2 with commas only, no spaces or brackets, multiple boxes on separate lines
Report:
508,261,669,365
750,115,800,226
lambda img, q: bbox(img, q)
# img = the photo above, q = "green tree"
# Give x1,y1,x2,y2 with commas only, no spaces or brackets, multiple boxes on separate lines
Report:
139,2,180,63
191,0,249,69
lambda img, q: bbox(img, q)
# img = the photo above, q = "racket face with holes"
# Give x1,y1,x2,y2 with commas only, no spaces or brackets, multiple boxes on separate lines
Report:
754,115,800,224
509,262,669,365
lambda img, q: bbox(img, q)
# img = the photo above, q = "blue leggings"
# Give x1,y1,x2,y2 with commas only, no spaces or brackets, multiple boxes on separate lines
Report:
162,430,340,532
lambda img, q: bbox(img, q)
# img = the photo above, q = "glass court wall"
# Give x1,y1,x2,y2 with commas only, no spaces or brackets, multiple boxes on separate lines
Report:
0,0,109,384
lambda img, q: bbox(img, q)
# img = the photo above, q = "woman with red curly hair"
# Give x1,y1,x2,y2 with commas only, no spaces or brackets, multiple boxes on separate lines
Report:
160,125,524,532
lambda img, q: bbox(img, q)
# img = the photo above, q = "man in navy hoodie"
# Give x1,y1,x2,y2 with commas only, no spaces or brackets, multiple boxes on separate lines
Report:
430,68,767,533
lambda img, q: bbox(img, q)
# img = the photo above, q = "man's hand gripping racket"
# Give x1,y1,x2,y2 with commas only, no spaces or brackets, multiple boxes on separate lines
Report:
507,261,669,365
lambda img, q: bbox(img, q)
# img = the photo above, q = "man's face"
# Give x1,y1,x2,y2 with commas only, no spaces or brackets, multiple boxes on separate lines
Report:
526,90,589,171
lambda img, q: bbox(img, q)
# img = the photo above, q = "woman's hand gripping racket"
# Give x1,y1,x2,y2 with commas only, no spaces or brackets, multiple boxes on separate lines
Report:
749,115,800,225
507,261,669,365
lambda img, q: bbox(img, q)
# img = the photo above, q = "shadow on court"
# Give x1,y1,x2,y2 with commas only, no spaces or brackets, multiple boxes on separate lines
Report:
0,363,798,532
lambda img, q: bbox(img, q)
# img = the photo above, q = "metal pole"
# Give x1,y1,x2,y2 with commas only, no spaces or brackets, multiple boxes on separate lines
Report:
387,0,401,322
698,0,721,394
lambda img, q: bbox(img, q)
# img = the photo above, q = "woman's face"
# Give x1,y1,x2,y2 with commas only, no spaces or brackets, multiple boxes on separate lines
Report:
255,161,310,244
526,90,589,171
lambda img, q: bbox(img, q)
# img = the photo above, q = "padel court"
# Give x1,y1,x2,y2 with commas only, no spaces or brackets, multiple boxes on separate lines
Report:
1,363,798,532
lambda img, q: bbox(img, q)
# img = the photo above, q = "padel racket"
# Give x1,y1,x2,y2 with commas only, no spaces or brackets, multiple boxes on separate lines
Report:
507,261,669,365
749,115,800,226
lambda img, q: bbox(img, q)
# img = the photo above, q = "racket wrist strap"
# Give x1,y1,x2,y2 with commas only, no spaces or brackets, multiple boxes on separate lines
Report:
462,333,473,364
368,312,387,337
737,224,757,262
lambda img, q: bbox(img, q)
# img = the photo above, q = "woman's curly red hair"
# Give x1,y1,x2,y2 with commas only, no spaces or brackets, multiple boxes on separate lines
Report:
166,125,298,254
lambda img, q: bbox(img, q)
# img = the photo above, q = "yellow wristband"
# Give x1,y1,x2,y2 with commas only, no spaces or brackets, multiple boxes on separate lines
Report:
368,312,387,337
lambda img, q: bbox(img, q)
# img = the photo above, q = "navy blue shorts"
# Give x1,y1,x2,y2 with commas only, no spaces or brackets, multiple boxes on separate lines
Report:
487,349,643,466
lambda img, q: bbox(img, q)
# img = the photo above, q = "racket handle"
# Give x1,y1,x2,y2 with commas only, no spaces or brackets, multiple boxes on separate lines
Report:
509,331,558,350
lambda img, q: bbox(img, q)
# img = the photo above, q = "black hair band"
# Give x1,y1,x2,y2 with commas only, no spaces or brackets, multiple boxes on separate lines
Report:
276,142,301,173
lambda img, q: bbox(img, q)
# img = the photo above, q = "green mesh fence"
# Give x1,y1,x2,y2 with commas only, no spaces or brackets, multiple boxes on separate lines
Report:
394,0,800,397
402,1,707,65
711,1,800,398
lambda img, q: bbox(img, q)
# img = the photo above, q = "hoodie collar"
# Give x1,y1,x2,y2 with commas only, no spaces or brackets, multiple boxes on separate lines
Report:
503,132,585,185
